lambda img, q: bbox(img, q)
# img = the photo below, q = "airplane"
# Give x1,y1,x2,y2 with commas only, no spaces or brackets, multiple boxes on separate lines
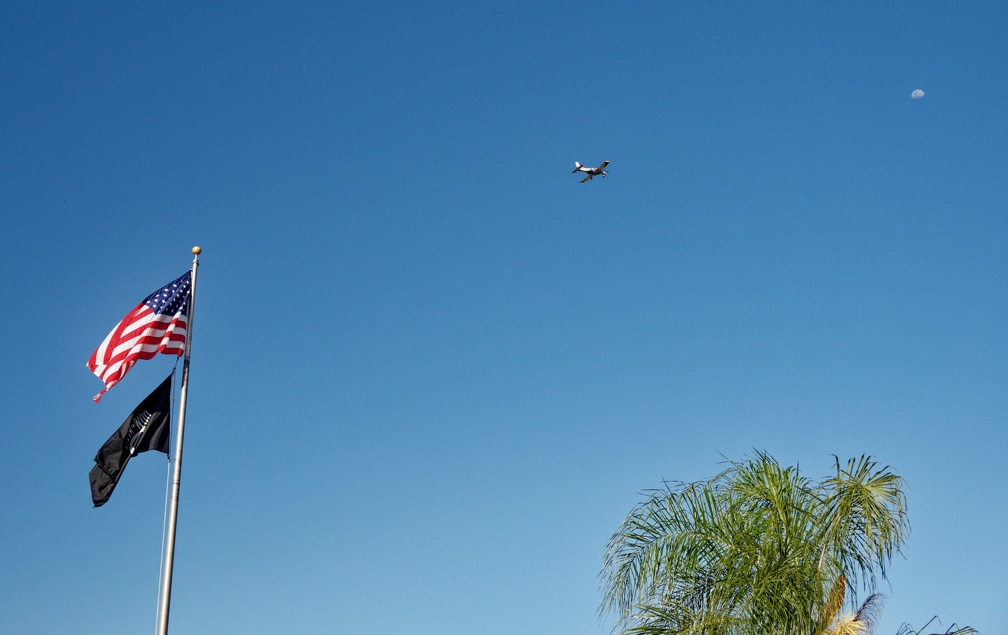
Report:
572,160,609,183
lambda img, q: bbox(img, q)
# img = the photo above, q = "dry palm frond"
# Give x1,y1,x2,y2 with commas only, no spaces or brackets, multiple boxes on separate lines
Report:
824,593,884,635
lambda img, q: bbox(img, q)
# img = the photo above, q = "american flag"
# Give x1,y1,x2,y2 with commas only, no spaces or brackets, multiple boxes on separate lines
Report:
88,272,192,402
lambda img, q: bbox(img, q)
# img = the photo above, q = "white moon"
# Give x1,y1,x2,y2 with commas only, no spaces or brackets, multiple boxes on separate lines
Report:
911,89,925,99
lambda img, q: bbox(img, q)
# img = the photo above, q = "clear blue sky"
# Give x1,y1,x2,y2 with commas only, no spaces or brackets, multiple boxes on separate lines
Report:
2,3,1005,633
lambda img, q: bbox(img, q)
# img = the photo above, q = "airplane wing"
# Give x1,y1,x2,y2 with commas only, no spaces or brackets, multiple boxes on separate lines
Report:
580,174,592,183
597,161,609,170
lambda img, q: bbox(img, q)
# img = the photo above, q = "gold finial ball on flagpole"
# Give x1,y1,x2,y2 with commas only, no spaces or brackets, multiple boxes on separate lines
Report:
192,246,202,255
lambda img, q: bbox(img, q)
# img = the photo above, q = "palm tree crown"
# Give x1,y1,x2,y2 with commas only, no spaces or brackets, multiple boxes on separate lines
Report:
600,452,909,635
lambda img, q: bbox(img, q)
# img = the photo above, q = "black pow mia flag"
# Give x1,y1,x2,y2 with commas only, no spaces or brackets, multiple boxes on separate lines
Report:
89,374,172,507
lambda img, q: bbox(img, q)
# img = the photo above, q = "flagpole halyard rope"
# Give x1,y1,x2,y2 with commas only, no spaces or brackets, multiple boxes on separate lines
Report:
154,368,178,631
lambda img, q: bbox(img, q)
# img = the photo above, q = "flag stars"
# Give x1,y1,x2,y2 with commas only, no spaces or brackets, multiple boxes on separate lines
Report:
144,274,191,315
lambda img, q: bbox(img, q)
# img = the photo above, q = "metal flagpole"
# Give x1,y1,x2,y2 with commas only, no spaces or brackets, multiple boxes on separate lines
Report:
156,246,200,635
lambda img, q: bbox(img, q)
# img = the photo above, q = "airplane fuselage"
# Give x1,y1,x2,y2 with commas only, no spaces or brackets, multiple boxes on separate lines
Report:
573,161,609,182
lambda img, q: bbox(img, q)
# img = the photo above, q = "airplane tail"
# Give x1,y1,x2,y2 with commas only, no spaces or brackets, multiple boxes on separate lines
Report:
572,161,582,173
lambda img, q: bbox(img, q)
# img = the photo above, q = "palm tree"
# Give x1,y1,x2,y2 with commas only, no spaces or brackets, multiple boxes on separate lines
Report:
599,451,909,635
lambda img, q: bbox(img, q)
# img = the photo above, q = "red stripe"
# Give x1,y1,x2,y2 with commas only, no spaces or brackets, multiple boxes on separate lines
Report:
91,313,185,361
114,314,183,347
95,323,187,370
87,303,145,368
100,338,185,370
